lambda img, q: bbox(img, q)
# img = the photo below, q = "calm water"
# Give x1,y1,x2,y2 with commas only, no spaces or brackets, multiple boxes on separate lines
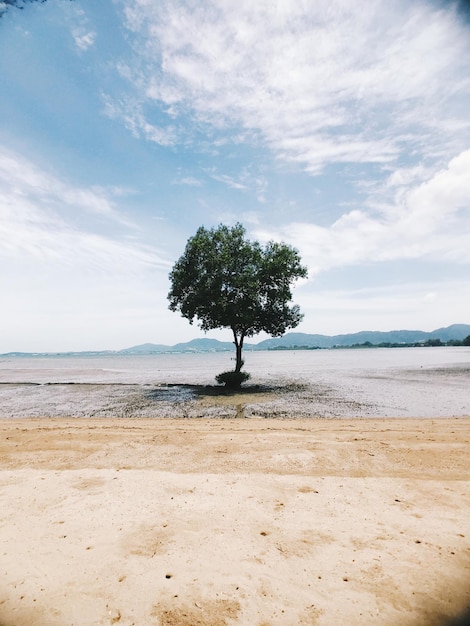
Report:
0,347,470,384
0,347,469,384
1,348,469,417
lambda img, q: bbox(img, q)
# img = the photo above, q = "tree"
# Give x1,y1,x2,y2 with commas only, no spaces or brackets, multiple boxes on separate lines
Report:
168,223,308,386
0,0,72,18
463,335,470,346
0,0,44,16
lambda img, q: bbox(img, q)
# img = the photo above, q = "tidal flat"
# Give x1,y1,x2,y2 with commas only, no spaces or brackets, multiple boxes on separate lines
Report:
0,347,469,418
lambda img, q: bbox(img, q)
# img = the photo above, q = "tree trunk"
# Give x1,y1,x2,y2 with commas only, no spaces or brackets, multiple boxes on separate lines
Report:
233,330,244,372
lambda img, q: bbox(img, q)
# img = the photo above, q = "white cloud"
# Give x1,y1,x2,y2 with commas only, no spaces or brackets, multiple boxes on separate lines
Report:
58,2,97,52
0,147,169,273
253,149,470,274
207,171,246,190
0,146,175,351
117,0,470,172
295,279,470,335
424,292,437,303
0,148,123,219
73,29,96,51
103,95,177,146
385,165,429,189
174,176,203,187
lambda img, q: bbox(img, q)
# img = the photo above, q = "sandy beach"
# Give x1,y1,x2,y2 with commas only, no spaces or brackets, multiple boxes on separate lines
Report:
0,416,469,626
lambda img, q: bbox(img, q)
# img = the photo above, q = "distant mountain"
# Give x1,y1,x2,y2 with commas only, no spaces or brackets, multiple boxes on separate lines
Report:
256,330,432,349
120,324,470,354
256,324,470,349
255,332,335,349
119,338,239,354
428,324,470,341
118,342,172,354
170,338,236,352
2,325,469,356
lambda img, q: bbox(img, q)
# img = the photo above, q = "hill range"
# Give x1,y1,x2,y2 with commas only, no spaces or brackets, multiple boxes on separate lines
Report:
119,324,470,354
3,324,469,357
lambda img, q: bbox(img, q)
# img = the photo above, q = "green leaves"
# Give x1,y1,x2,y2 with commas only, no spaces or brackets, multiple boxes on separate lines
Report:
215,370,251,388
0,1,74,19
168,222,308,356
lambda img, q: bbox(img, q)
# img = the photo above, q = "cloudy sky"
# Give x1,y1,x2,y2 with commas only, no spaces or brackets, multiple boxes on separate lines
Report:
1,0,469,352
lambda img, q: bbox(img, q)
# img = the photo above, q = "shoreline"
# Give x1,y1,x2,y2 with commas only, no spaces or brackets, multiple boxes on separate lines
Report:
1,417,469,625
1,348,469,419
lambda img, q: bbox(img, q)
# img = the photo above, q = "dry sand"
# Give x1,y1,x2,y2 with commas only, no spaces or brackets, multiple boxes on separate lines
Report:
0,416,469,626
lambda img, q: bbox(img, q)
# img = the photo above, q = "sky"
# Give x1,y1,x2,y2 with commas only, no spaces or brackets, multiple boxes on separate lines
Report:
1,0,469,352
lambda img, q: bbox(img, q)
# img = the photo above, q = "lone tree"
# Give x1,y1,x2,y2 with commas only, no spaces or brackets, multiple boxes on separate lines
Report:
168,223,308,387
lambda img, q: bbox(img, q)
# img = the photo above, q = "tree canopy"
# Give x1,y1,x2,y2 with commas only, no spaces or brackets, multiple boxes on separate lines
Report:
0,1,72,17
1,0,44,15
168,223,308,384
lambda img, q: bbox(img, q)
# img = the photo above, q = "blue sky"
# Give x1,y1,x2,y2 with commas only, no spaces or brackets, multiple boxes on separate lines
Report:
1,0,469,352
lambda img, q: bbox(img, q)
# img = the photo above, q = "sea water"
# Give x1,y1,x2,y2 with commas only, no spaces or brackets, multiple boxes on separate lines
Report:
0,347,469,417
1,346,469,384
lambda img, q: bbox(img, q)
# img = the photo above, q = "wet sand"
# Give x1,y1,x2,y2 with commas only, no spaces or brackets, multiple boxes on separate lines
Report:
0,416,469,625
1,348,469,418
